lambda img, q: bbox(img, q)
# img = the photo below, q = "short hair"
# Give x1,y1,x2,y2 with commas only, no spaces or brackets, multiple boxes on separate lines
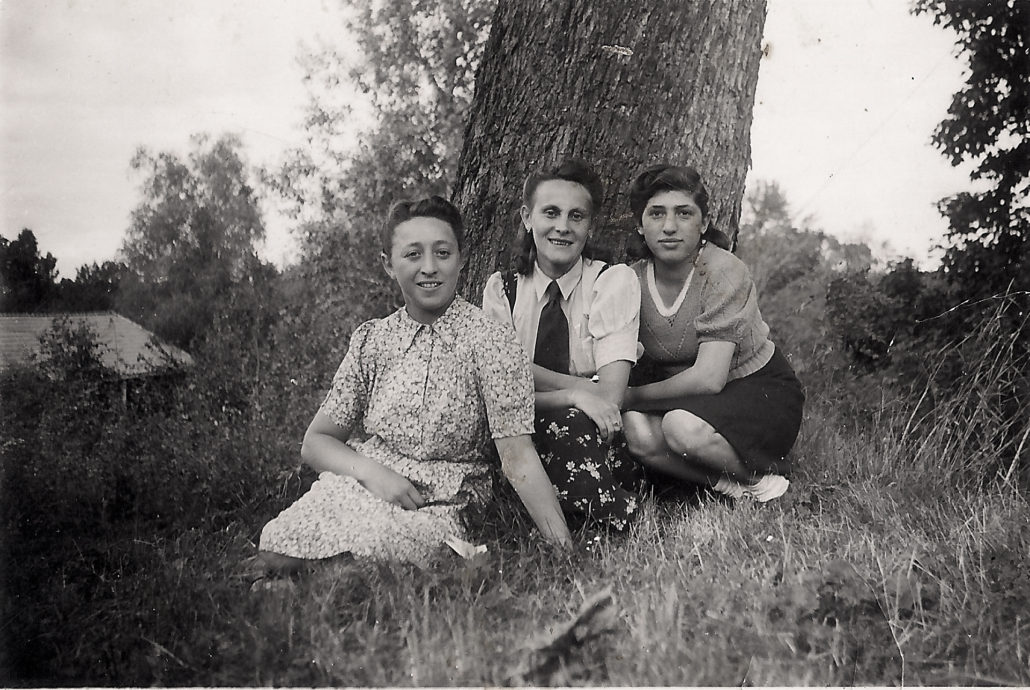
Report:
514,159,605,275
380,195,465,255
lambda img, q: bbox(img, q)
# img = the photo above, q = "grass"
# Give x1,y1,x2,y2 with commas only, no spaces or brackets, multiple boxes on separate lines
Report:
4,331,1030,686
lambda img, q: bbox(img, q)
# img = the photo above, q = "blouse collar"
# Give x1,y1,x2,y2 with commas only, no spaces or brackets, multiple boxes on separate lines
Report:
393,295,469,348
531,257,583,301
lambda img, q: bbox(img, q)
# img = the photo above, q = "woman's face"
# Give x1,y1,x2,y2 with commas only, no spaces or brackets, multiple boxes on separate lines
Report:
639,190,705,265
382,216,463,324
521,179,593,279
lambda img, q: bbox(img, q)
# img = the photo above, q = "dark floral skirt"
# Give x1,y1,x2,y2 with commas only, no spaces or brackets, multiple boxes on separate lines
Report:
533,407,643,531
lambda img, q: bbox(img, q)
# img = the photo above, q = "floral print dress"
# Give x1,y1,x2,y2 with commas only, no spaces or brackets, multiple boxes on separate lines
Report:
259,297,535,565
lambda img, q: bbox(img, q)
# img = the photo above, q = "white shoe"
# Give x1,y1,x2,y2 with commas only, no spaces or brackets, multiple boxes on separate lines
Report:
712,474,789,502
712,476,744,500
740,474,789,502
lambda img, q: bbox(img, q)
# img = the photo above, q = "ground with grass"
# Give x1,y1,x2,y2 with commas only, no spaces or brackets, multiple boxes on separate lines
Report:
4,384,1029,686
4,290,1029,686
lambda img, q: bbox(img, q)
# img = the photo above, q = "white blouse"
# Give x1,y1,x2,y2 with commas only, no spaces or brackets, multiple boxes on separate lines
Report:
481,257,641,378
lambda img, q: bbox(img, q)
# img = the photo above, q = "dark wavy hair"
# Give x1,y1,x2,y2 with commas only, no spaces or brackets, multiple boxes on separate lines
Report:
513,159,605,275
626,164,731,260
380,195,465,255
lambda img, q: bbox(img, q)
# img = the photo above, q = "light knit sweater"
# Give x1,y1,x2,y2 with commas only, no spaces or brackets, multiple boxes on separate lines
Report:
632,245,775,382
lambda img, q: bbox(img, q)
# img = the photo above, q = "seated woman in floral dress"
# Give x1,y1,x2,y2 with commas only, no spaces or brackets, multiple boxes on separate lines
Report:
256,196,570,573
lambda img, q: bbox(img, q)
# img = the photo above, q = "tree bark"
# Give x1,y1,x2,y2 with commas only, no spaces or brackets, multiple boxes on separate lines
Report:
453,0,766,300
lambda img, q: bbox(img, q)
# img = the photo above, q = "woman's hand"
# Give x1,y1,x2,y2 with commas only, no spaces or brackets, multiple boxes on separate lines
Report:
360,464,426,510
570,388,623,443
303,411,424,510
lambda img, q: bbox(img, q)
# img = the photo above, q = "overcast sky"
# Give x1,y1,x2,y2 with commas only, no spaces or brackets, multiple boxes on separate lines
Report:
1,0,972,277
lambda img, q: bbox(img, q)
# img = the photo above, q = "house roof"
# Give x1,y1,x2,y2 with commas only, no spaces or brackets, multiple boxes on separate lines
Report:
0,312,194,378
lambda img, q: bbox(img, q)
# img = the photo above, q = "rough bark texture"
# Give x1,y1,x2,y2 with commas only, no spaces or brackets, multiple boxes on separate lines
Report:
453,0,766,300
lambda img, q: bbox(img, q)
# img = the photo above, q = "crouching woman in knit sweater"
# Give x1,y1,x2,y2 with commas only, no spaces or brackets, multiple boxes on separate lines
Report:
621,164,805,502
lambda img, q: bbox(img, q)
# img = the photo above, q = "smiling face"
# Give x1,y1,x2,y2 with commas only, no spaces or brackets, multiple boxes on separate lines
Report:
638,190,706,266
521,179,594,279
382,216,463,324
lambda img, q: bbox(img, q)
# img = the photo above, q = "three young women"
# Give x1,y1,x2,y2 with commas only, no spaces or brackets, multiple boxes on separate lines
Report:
482,160,643,531
258,162,802,575
256,196,570,572
621,164,805,501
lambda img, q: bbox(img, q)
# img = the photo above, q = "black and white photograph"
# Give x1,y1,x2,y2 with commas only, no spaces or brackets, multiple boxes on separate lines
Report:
2,0,1027,685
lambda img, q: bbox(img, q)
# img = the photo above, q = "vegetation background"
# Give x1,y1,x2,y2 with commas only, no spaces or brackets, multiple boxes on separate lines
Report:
2,0,1028,685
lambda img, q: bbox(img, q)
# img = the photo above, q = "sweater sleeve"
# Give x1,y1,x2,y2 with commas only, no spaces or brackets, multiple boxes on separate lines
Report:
694,251,758,345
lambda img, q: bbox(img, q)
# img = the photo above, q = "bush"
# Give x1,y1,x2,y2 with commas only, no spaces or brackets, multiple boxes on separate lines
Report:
826,266,1030,484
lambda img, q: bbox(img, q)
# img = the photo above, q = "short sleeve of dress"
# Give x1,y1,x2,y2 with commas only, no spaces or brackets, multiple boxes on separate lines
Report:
695,251,756,344
588,263,642,370
472,319,535,439
318,320,376,434
481,271,514,328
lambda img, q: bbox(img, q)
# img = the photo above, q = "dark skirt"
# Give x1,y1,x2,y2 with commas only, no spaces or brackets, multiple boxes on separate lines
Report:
634,347,805,475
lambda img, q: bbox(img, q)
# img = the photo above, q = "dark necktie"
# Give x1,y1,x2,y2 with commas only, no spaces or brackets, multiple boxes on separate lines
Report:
534,281,569,374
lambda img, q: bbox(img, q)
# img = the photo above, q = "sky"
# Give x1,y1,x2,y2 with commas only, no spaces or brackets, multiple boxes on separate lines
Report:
1,0,974,278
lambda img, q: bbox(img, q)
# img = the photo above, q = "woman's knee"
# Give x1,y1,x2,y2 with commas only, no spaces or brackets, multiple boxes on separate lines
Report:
622,411,663,459
660,410,718,458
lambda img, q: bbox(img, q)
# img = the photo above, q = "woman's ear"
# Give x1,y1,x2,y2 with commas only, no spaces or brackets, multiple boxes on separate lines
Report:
380,251,396,280
519,205,532,232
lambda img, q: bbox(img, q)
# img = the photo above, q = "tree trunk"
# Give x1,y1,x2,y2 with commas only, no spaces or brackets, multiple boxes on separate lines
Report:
453,0,766,300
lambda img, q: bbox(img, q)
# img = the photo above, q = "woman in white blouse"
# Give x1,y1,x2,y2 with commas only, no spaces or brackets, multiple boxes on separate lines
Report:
482,159,643,531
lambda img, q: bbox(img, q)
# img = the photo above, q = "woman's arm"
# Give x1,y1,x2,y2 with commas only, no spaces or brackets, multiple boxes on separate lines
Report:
494,434,572,546
532,360,631,442
301,411,425,510
532,364,596,393
625,340,735,411
592,359,631,407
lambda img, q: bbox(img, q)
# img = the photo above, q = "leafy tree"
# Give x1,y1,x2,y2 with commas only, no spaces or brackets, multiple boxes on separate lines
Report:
913,0,1030,298
0,229,59,312
57,261,126,312
270,0,493,230
117,134,271,348
281,0,491,267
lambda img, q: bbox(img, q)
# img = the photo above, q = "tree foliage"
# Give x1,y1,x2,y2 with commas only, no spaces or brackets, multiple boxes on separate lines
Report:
270,0,494,231
117,134,272,348
0,229,59,312
122,133,265,282
913,0,1030,297
56,261,126,312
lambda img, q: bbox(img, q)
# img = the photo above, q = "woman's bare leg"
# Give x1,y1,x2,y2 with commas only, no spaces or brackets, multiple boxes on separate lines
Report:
659,410,753,480
622,411,720,485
